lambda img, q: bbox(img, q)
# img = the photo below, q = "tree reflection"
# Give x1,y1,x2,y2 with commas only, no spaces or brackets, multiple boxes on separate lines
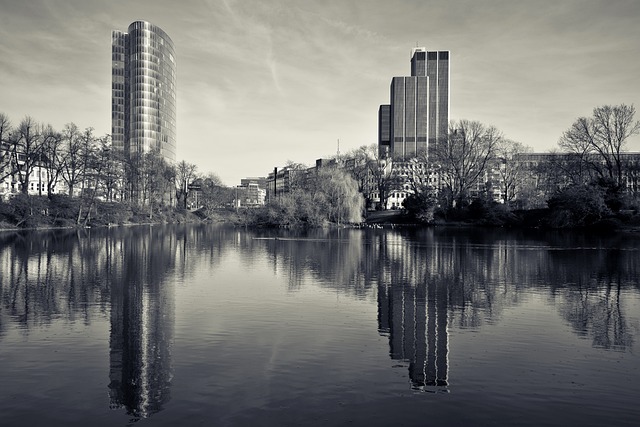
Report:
557,280,633,351
0,226,182,421
1,224,638,404
0,229,110,330
252,226,639,391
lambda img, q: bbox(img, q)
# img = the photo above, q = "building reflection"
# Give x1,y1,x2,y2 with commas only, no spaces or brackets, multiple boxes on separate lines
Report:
1,224,639,409
252,226,640,391
0,227,179,420
108,226,175,420
378,278,449,392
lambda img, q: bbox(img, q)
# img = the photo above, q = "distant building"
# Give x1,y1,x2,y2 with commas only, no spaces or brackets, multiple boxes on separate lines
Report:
236,177,267,208
264,160,337,201
112,21,177,176
379,48,450,161
265,166,307,200
0,145,68,199
240,177,267,189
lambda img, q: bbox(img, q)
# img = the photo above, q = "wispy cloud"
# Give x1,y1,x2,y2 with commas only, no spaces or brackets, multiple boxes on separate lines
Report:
1,0,639,183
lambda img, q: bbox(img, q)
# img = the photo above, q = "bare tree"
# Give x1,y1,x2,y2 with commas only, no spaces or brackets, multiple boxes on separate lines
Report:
199,173,233,214
283,160,309,192
495,139,532,204
140,149,162,215
342,145,370,192
60,123,84,197
100,145,126,202
39,124,64,198
77,127,98,198
138,148,174,217
559,104,640,187
358,143,403,210
0,113,13,183
435,120,503,208
78,135,112,226
9,116,44,195
175,160,198,209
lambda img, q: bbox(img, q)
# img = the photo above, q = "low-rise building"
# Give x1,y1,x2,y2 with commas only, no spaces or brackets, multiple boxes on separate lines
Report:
235,178,266,208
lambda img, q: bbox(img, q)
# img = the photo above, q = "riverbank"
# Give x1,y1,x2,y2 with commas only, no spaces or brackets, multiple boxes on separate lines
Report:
363,207,640,231
3,194,640,232
0,194,213,231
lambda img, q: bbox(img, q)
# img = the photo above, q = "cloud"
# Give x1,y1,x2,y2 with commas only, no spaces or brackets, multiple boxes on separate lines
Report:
1,0,639,184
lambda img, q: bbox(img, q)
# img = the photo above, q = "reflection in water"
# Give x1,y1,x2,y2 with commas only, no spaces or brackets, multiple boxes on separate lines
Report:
0,229,111,333
1,224,639,412
107,227,175,420
378,280,449,392
0,226,185,421
251,226,639,391
557,281,633,351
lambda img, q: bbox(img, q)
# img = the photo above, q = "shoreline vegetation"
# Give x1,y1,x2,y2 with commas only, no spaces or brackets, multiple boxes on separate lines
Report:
2,192,640,232
3,104,639,234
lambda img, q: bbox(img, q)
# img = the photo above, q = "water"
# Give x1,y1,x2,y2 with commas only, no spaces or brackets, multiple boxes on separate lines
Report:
0,225,638,426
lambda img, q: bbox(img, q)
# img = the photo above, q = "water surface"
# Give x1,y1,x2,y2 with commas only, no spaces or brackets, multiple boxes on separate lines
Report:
0,225,638,426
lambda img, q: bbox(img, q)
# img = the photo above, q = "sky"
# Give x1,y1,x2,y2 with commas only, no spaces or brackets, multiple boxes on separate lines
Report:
1,0,639,185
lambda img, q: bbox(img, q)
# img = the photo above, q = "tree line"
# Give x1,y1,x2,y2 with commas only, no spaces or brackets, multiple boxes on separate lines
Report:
0,112,230,226
339,104,640,226
2,103,638,229
244,165,363,227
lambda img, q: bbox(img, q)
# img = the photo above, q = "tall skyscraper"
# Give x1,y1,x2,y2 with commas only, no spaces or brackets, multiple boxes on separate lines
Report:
112,21,177,166
378,105,391,158
379,48,449,160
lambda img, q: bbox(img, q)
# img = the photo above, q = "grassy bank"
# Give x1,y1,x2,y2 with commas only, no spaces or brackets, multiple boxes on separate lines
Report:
0,194,210,230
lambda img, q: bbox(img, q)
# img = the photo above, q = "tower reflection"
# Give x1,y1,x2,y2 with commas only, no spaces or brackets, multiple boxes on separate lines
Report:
378,280,449,392
108,227,175,420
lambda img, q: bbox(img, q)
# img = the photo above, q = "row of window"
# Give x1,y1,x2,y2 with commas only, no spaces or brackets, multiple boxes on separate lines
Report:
129,122,173,133
128,23,172,44
129,60,176,77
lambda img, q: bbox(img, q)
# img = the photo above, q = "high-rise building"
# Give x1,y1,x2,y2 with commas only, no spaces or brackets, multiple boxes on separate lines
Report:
390,75,429,159
378,105,391,157
379,48,449,160
112,21,176,166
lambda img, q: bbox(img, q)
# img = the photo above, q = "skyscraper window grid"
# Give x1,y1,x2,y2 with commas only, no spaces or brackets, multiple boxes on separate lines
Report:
111,21,176,166
380,48,449,161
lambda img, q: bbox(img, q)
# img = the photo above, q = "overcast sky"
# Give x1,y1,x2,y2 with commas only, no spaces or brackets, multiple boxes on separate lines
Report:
1,0,639,185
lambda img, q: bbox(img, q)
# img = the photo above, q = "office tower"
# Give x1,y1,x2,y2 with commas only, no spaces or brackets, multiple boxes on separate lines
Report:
112,21,176,165
378,105,391,157
378,48,449,160
390,75,429,159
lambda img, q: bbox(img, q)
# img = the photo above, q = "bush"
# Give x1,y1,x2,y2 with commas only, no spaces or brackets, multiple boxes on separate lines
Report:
0,194,51,228
546,185,609,228
244,168,364,228
403,192,437,223
48,195,82,223
90,201,134,226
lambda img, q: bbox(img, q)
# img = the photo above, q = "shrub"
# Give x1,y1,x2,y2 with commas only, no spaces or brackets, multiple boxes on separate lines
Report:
48,195,82,223
546,185,609,228
403,192,437,223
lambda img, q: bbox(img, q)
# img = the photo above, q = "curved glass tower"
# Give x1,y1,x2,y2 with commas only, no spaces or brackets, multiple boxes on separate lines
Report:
112,21,176,165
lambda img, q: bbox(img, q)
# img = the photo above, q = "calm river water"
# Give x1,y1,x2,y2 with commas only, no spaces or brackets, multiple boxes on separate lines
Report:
0,224,639,426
